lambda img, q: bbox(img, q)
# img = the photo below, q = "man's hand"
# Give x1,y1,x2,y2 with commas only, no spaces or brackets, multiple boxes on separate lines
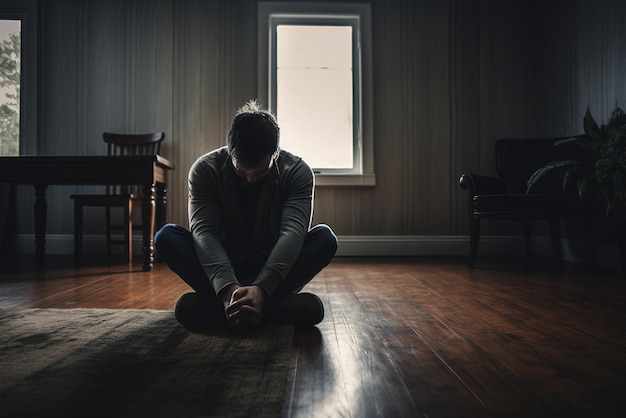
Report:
221,284,267,329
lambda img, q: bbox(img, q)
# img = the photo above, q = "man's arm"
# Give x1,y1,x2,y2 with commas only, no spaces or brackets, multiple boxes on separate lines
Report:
187,155,240,298
253,160,314,295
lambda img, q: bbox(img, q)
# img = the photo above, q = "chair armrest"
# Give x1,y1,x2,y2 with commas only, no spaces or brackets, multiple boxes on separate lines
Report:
459,173,508,196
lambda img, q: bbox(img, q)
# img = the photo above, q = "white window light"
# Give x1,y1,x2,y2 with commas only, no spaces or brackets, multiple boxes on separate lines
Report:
258,2,375,186
0,18,21,156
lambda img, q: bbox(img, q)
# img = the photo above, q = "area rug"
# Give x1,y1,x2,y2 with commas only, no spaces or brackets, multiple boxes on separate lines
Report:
0,308,294,418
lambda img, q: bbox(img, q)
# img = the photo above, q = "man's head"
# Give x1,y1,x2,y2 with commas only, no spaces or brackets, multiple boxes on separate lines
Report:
227,100,280,171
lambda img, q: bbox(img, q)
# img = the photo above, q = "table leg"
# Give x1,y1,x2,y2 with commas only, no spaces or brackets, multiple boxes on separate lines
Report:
142,183,156,271
155,182,167,231
34,184,48,267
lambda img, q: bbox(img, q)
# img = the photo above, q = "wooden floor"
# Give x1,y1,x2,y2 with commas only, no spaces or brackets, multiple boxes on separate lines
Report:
1,254,625,418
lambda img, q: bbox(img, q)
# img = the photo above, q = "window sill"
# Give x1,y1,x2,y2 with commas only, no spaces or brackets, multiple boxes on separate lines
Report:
314,173,376,187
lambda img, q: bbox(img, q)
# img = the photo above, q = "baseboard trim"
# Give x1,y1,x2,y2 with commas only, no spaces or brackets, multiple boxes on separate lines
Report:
13,233,624,271
15,234,145,256
15,233,524,257
334,235,523,256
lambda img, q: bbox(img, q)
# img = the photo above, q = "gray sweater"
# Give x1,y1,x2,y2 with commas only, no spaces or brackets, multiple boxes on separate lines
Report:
188,146,314,297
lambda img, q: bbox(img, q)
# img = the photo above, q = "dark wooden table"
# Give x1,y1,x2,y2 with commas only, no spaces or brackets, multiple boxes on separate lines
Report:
0,155,175,271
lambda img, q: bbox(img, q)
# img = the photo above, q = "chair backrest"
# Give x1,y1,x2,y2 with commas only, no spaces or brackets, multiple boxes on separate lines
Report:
104,132,164,157
103,132,165,195
495,135,588,194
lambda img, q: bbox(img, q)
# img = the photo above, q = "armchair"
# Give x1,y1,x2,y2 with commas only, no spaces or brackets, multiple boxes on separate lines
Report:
459,137,584,268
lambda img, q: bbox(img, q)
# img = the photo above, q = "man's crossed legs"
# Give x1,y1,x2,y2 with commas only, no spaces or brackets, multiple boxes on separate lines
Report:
154,224,337,330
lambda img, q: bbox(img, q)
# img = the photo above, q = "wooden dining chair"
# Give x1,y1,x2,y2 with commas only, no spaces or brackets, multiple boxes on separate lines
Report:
71,132,165,265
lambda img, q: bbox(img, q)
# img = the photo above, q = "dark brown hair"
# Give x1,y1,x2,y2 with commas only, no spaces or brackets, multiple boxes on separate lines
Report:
227,100,280,169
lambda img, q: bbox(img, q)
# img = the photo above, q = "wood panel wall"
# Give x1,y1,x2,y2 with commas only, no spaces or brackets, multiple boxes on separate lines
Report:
11,0,626,242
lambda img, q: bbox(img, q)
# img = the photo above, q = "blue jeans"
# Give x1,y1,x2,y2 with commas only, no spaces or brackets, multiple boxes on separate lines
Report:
154,223,337,301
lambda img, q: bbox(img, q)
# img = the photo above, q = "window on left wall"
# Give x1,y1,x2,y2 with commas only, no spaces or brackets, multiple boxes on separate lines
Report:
0,19,21,156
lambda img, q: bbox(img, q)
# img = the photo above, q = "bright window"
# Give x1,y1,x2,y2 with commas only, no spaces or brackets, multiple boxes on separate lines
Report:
277,24,354,169
0,19,20,156
258,2,375,186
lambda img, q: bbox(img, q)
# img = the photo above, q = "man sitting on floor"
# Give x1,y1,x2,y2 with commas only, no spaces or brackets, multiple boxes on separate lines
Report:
155,100,337,330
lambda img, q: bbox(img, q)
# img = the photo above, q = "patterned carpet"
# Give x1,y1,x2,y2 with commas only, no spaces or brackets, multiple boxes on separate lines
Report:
0,308,293,418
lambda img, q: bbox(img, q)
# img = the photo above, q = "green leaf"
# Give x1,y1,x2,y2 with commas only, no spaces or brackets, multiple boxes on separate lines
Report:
552,136,579,147
526,160,589,193
577,177,596,201
583,107,602,141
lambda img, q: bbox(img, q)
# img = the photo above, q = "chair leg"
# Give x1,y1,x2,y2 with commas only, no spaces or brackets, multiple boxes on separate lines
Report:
469,218,480,267
125,200,132,263
550,216,563,271
106,206,112,259
523,220,532,267
74,201,83,267
582,203,595,269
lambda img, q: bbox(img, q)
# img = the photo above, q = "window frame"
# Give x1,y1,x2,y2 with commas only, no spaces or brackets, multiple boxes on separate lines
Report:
258,2,375,186
0,0,37,156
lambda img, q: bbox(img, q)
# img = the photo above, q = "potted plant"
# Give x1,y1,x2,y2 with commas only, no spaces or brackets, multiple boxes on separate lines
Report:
527,107,626,219
527,107,626,270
